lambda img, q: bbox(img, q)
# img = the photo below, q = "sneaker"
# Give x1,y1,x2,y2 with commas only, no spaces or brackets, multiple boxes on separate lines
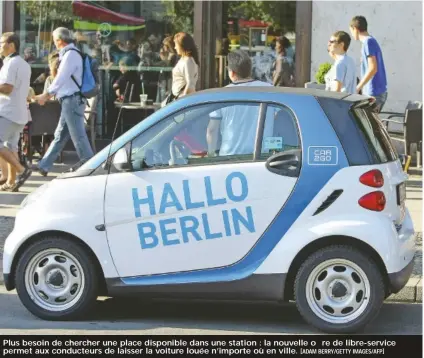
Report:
31,164,48,177
14,168,32,191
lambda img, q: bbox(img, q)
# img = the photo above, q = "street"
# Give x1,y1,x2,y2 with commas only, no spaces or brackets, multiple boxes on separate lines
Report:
0,285,421,335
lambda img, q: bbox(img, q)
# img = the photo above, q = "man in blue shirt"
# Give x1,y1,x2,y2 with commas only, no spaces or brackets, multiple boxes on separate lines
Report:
350,16,388,112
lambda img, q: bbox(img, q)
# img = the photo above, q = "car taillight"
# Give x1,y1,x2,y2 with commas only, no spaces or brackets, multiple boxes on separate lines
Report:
359,170,384,188
358,191,386,211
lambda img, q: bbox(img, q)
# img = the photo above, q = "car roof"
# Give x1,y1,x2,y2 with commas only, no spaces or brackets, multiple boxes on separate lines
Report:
196,86,367,103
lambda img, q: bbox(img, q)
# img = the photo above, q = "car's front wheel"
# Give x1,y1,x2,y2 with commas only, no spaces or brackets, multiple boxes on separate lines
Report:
294,245,385,333
15,236,99,320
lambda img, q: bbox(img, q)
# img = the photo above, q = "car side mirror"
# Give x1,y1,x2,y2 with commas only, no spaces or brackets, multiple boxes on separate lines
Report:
113,147,133,172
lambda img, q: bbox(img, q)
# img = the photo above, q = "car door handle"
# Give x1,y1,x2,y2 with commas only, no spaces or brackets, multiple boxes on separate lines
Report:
268,154,299,168
269,158,298,168
266,151,301,176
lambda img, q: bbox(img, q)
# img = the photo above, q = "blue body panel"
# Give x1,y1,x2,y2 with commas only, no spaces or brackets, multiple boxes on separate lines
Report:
88,90,350,285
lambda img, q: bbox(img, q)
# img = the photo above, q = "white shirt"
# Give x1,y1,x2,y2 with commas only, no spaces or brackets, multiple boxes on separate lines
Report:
325,54,356,94
0,54,31,125
171,57,198,96
47,43,83,99
209,80,274,156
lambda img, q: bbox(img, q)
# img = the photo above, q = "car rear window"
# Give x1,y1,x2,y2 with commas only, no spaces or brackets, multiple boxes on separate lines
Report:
350,107,398,163
318,97,398,165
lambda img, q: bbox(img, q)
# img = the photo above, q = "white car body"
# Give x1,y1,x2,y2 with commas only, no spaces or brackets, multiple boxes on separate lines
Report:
2,88,415,333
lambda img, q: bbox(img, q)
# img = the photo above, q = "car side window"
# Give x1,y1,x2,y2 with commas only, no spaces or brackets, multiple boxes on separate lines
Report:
130,102,262,171
259,104,300,158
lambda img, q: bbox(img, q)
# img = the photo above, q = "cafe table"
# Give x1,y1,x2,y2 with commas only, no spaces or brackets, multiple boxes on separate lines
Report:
114,101,161,134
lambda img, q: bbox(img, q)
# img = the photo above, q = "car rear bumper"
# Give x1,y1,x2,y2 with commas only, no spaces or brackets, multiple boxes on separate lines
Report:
388,257,415,294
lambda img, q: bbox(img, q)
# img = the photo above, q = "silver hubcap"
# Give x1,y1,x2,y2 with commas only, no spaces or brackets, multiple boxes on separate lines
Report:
306,259,370,324
24,249,85,311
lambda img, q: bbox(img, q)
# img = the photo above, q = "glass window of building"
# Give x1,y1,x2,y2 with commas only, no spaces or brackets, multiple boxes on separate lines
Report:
15,0,194,138
217,1,296,87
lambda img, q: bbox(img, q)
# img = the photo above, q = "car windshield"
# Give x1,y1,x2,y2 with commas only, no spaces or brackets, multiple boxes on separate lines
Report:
76,104,174,171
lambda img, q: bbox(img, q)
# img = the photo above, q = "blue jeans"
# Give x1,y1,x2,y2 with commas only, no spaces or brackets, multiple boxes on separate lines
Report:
38,94,94,172
372,91,388,113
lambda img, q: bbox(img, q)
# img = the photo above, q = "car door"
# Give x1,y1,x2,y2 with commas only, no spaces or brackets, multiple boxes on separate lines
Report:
103,101,302,278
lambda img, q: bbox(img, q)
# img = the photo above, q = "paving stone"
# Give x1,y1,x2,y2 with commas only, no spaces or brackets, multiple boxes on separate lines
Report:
387,277,420,302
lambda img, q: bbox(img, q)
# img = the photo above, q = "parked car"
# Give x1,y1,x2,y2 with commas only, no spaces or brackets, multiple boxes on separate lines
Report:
3,87,414,333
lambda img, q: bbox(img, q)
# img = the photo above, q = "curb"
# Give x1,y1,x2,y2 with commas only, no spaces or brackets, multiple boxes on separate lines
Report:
386,277,422,303
408,167,422,177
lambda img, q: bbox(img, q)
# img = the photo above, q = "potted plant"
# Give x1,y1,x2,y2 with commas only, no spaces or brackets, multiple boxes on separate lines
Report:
304,62,332,90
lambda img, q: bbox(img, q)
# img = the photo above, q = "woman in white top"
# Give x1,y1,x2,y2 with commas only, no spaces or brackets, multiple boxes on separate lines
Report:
171,32,199,98
43,56,59,101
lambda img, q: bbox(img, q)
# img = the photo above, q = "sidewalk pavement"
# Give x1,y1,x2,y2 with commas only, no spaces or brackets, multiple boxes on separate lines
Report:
0,152,422,303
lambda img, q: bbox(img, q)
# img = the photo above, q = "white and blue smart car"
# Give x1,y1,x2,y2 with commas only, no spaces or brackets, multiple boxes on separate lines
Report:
3,87,414,333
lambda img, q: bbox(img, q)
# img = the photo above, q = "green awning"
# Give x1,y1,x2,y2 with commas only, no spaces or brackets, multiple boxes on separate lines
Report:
73,20,145,32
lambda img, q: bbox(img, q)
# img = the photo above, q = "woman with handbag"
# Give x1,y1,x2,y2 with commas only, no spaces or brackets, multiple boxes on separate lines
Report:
163,32,199,106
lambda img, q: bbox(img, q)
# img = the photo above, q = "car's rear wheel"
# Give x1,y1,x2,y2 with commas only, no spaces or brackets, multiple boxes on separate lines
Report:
15,236,99,320
294,245,385,333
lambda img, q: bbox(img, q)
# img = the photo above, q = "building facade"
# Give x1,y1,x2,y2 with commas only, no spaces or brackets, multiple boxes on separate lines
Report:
0,0,421,137
311,1,422,112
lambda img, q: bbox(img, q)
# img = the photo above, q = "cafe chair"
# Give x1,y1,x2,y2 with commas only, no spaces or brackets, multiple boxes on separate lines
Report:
27,101,62,163
84,96,98,153
379,101,423,171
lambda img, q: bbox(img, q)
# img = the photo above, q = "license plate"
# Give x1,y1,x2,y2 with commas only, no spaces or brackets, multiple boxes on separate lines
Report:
397,182,406,205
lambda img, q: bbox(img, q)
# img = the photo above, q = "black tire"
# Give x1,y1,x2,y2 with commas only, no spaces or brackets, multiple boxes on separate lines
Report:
294,245,385,333
15,236,99,321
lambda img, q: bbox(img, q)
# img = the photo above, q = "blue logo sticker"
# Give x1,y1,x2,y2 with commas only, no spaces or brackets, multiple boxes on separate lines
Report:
308,146,338,166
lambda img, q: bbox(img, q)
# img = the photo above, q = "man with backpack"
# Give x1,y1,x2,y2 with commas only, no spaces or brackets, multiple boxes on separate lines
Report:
34,27,96,176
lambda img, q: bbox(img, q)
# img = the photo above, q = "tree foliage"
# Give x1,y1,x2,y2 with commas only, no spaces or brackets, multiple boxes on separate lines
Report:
17,0,77,25
161,1,194,34
225,1,296,34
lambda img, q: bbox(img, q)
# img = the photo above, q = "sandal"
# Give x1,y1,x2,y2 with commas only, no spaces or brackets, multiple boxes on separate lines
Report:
14,168,32,192
0,183,16,192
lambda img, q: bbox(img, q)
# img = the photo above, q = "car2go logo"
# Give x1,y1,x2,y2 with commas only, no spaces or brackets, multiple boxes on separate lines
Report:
308,146,338,166
131,172,256,249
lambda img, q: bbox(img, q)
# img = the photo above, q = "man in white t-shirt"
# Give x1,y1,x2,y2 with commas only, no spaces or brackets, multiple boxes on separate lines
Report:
207,50,273,156
325,31,356,94
0,32,32,191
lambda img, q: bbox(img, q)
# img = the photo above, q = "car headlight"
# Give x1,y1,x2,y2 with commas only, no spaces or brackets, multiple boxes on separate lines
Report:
20,183,50,209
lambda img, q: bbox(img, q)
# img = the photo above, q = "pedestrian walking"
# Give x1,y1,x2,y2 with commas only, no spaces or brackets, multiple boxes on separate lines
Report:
0,87,34,191
272,37,295,87
325,31,356,94
350,16,388,112
34,27,94,176
0,32,32,191
163,32,199,106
